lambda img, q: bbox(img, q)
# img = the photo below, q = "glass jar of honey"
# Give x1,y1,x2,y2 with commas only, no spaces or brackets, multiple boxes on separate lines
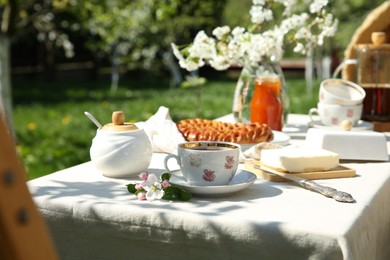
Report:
232,61,289,131
250,76,283,130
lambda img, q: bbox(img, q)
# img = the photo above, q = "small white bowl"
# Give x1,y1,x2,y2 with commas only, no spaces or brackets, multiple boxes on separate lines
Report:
319,79,366,105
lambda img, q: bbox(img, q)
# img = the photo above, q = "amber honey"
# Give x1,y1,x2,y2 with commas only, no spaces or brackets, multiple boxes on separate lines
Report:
250,76,283,131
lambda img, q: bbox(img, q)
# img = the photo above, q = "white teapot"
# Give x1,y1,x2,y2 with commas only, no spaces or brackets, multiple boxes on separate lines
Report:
89,111,152,178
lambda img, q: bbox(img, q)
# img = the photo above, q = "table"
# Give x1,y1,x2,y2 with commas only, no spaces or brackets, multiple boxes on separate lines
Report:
28,114,390,260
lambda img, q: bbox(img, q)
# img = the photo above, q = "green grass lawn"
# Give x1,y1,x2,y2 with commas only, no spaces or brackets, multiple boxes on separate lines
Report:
12,74,319,179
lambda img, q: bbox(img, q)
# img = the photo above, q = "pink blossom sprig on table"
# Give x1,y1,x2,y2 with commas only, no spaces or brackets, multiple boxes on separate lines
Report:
171,0,338,72
126,172,192,201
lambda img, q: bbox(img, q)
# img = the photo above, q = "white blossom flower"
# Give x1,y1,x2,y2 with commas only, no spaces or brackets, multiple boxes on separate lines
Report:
279,0,298,16
171,43,186,63
293,42,305,54
252,0,266,5
189,30,216,60
179,58,202,72
280,13,309,34
310,0,328,14
250,6,273,24
209,55,231,71
231,26,246,37
140,174,165,201
212,26,231,40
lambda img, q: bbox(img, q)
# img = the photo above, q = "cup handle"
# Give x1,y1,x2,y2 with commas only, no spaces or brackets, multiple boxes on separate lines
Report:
308,108,319,124
163,154,184,179
332,59,357,78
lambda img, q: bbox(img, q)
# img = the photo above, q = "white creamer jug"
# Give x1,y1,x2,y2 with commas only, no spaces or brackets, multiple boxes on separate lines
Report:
90,111,152,178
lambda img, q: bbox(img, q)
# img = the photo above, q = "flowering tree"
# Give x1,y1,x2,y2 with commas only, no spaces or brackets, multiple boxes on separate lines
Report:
0,0,74,135
65,0,225,90
172,0,338,72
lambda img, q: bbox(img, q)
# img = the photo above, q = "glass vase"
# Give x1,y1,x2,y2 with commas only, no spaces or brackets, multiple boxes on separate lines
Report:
232,61,289,131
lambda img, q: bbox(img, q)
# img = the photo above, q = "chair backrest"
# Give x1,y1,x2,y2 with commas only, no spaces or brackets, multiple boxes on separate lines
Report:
0,113,58,259
342,1,390,81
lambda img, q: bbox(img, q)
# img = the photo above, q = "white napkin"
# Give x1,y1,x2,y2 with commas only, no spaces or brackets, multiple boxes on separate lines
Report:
135,106,185,154
241,142,284,162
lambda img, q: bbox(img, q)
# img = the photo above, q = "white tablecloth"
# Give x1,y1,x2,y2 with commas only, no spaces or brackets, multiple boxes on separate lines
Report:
28,114,390,260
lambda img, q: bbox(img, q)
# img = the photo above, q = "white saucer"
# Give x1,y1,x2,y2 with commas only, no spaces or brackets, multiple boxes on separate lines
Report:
241,131,290,151
271,131,290,146
308,120,373,131
169,169,257,197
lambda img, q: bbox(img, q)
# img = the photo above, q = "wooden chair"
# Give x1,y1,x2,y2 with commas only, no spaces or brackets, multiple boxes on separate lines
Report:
342,1,390,81
0,113,58,259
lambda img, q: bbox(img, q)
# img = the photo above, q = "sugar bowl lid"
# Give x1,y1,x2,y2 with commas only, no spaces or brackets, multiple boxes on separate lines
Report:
101,111,138,132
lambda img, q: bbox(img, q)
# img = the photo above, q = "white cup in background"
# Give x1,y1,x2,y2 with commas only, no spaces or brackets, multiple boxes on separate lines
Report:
319,78,365,105
309,103,363,127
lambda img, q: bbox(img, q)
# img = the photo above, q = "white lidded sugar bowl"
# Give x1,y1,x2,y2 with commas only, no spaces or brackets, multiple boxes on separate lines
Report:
89,111,152,178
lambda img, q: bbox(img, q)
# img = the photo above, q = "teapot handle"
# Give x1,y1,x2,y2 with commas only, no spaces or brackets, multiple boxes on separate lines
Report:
332,59,357,78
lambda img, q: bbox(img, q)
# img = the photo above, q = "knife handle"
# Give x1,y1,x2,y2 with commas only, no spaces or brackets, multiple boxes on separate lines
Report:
300,180,355,203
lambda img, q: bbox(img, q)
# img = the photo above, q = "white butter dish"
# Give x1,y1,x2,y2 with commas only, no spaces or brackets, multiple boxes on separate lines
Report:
304,128,389,161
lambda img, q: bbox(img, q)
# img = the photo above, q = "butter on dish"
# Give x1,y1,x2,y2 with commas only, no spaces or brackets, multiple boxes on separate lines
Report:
260,147,339,173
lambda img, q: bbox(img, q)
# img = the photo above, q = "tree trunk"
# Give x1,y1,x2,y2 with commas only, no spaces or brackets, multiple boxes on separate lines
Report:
0,35,14,137
305,48,314,97
163,50,183,88
110,45,120,94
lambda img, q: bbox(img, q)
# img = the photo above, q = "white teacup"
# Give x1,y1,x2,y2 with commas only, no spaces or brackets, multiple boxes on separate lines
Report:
164,141,240,186
309,103,363,127
319,79,365,105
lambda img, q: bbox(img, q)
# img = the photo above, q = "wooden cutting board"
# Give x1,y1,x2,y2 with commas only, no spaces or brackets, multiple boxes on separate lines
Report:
243,161,356,182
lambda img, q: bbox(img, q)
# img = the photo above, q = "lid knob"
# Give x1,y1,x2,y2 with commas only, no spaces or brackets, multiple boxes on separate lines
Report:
112,111,125,125
372,32,386,46
101,111,138,131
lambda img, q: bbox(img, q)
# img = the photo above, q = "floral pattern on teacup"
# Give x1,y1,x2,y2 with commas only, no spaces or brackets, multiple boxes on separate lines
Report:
224,156,235,169
202,169,216,182
189,153,202,167
347,109,354,117
331,117,339,125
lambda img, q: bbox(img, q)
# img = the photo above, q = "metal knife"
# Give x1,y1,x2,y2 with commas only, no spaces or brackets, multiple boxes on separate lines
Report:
252,164,356,203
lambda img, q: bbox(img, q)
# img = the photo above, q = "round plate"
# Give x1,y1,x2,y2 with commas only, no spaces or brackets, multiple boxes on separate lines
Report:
271,131,291,146
308,120,373,131
240,131,290,151
170,169,257,197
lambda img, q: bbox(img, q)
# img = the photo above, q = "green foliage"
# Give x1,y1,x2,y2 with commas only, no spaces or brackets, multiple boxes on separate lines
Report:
0,0,76,56
64,0,225,71
181,76,206,88
126,183,137,194
162,185,192,201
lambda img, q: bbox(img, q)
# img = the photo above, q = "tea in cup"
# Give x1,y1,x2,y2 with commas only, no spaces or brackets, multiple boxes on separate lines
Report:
319,79,365,105
164,141,240,186
309,103,363,127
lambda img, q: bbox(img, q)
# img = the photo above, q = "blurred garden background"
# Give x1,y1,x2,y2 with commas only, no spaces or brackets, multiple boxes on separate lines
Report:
0,0,387,179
